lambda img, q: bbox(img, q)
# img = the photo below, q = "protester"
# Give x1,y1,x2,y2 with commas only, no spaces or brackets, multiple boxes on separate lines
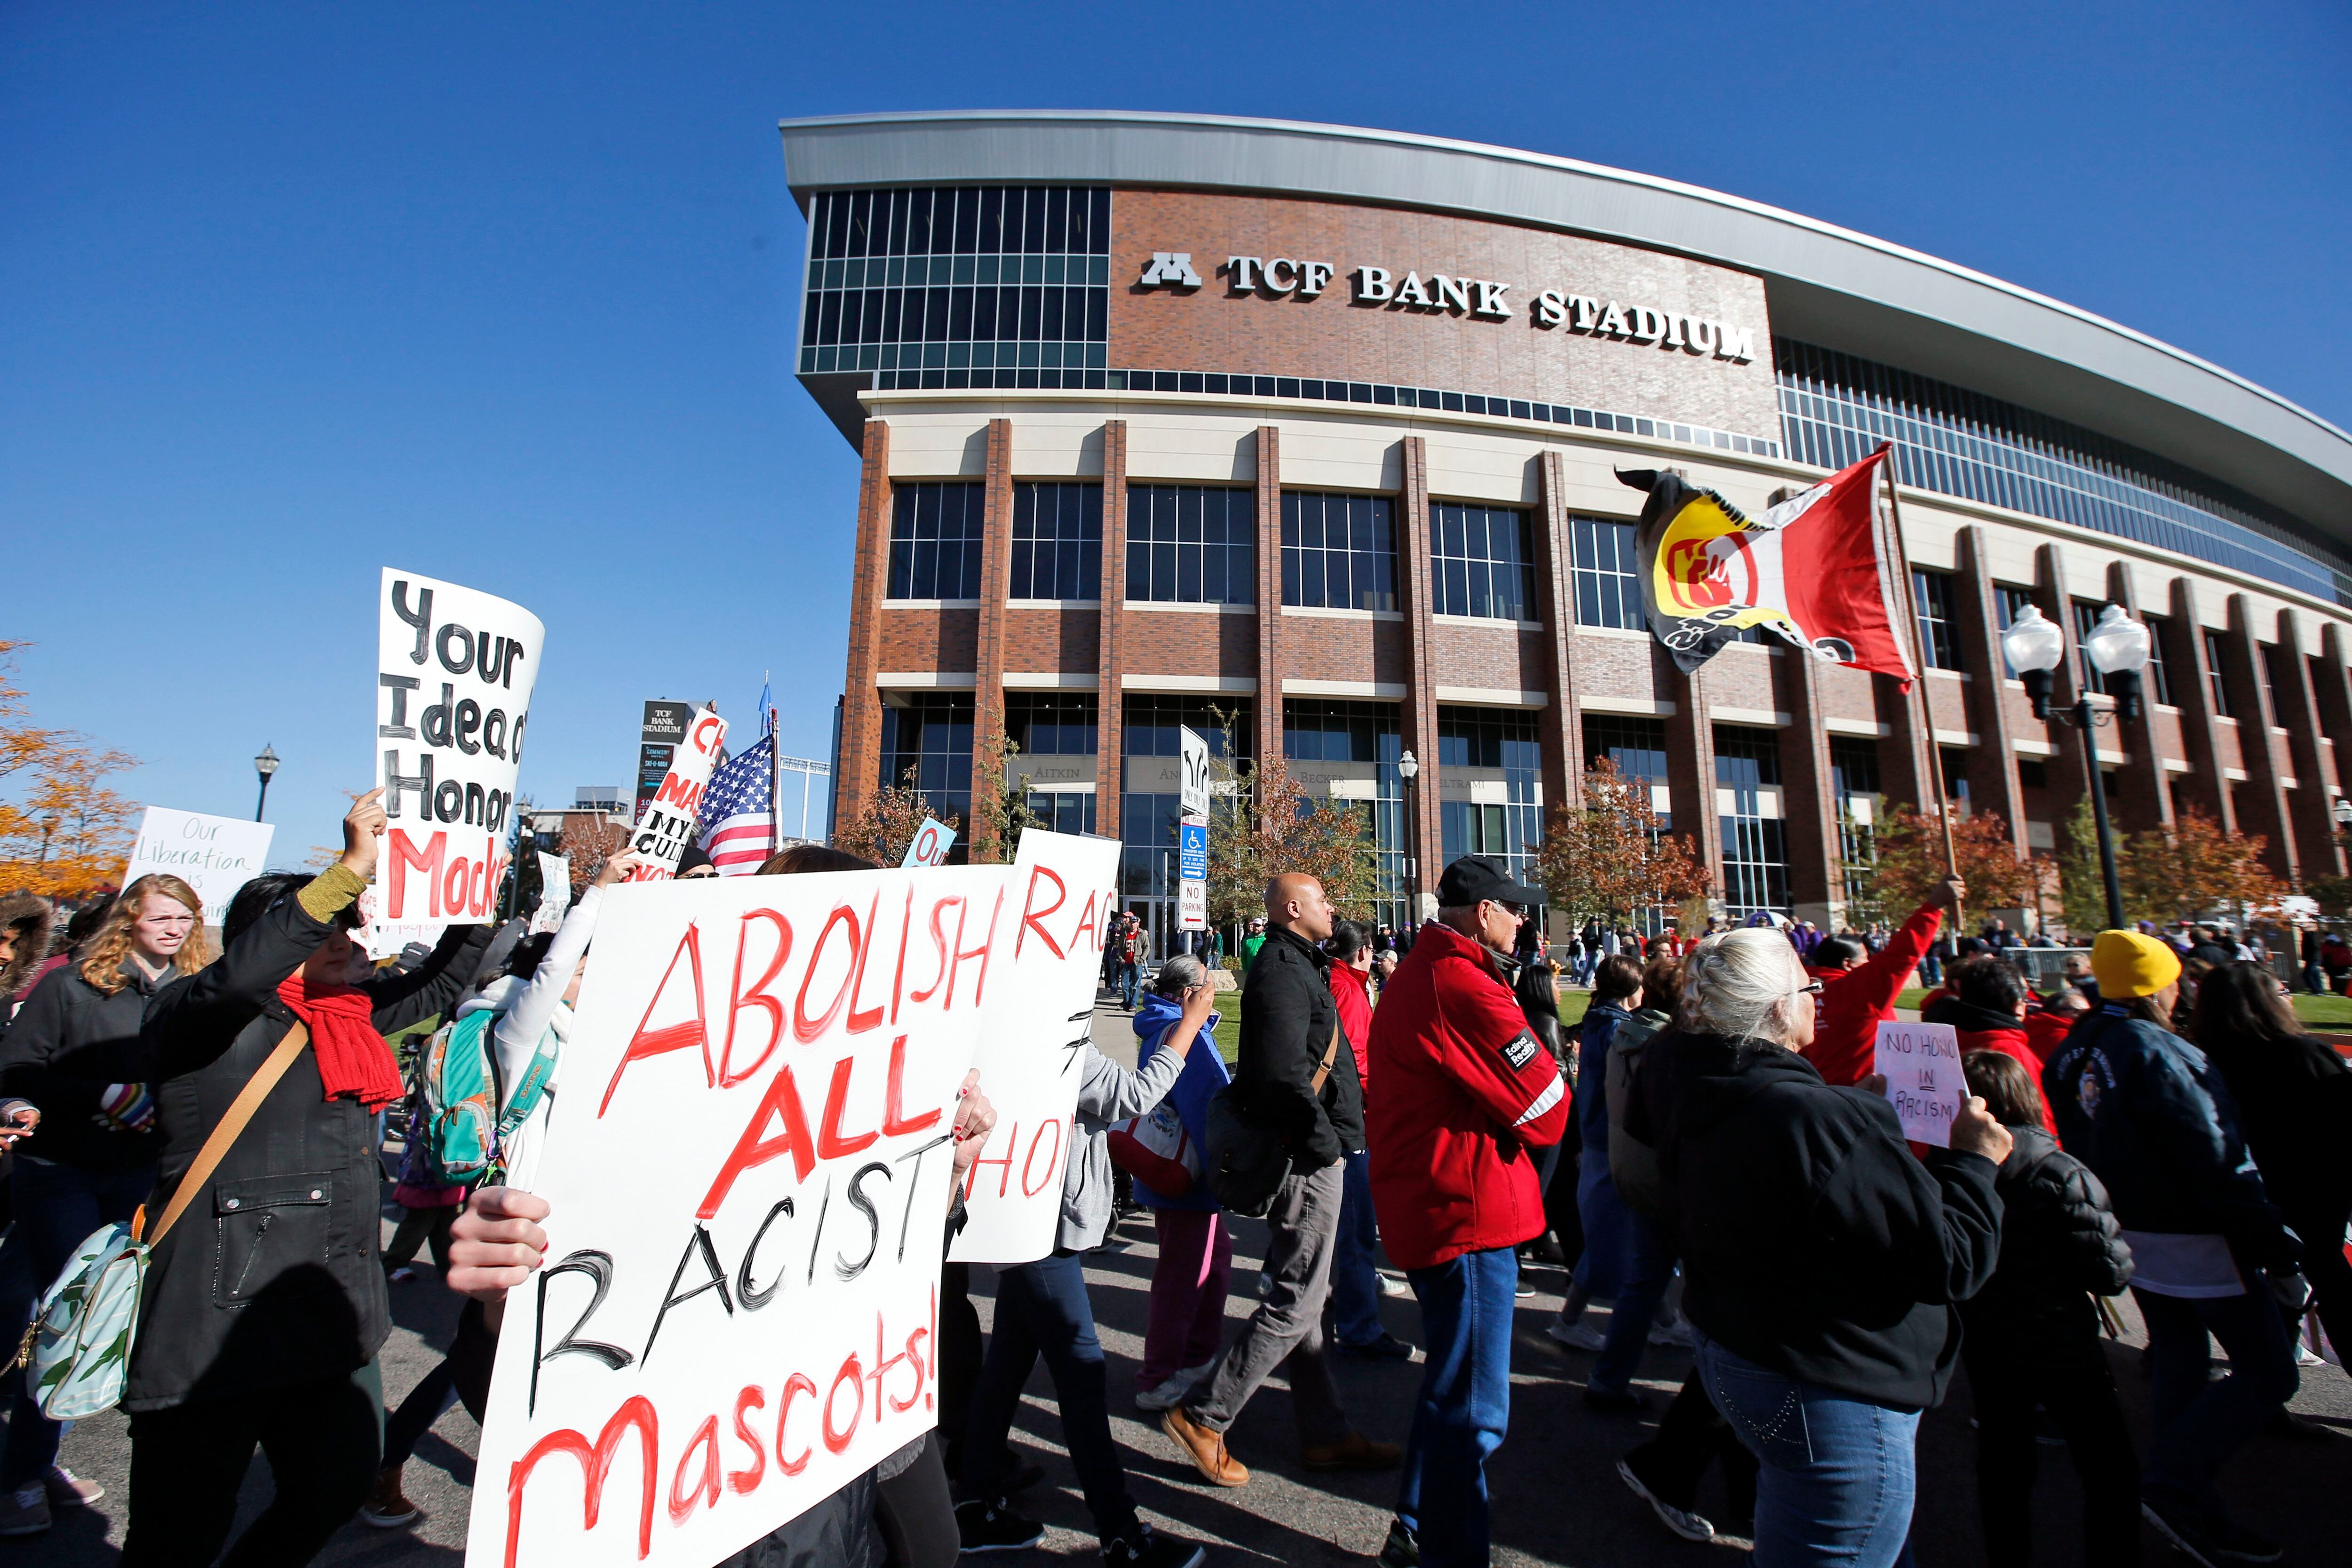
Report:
0,874,211,1531
1926,955,2063,1135
1955,1048,2138,1568
1636,925,2008,1566
0,893,56,1017
1112,911,1147,1010
1801,875,1966,1086
1162,875,1394,1489
1365,856,1572,1568
1326,921,1410,1359
1240,915,1268,974
2043,931,2304,1566
2190,960,2352,1373
1513,955,1581,1269
1128,955,1238,1410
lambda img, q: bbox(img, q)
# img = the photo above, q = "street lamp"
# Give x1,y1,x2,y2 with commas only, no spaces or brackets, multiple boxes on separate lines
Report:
1397,750,1422,927
36,815,60,875
254,744,280,822
2001,603,2151,932
2333,796,2352,833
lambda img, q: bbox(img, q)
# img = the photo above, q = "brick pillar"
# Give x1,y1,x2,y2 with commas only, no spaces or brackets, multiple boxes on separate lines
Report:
2317,623,2352,839
835,419,892,830
1955,527,2029,854
1532,452,1583,818
1096,420,1129,839
2219,595,2296,883
2104,562,2171,835
1252,426,1284,785
1397,437,1443,898
969,418,1015,853
1779,648,1841,927
2275,609,2341,880
1664,656,1725,909
2169,580,2233,829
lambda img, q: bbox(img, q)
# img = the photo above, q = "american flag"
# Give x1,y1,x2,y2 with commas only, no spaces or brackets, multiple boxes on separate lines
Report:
694,731,774,876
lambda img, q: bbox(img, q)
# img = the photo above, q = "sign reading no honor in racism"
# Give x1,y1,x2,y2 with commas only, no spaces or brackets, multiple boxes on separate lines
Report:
373,569,544,925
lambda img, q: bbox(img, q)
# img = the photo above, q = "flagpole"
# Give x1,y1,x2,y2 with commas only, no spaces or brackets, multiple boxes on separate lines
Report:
767,670,781,857
1876,443,1964,941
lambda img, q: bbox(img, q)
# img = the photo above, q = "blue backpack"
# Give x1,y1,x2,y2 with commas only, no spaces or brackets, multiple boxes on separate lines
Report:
411,1009,556,1187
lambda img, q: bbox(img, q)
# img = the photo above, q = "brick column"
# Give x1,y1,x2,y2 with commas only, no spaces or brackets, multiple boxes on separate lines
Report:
1397,437,1443,893
2104,562,2171,835
1778,648,1841,926
835,419,892,830
1532,452,1583,817
2318,623,2352,809
1955,527,2029,854
2219,595,2296,883
1664,655,1725,908
1096,420,1129,839
1252,426,1284,784
2168,580,2233,828
968,418,1015,854
2275,609,2341,880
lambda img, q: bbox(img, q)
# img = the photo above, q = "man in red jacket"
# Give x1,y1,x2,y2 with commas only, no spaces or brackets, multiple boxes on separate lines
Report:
1799,875,1965,1087
1367,857,1572,1568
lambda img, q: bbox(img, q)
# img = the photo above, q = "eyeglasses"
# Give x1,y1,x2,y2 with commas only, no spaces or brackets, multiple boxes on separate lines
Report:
1496,901,1529,921
1798,980,1825,996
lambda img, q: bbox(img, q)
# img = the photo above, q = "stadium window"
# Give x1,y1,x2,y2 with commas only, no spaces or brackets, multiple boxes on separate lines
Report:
1127,485,1255,604
2141,614,2174,705
1282,492,1397,612
1910,570,1960,671
2203,629,2233,717
886,482,985,599
1008,483,1102,600
1430,504,1537,621
1571,517,1643,630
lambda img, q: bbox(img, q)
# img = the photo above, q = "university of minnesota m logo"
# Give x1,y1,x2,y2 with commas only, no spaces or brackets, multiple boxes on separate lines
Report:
1137,252,1202,290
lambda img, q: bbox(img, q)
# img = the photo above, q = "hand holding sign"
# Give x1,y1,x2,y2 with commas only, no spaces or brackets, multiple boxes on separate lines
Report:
342,788,389,880
1869,1020,1962,1146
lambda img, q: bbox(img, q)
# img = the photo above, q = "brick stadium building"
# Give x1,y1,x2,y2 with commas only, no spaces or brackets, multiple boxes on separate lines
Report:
781,111,2352,947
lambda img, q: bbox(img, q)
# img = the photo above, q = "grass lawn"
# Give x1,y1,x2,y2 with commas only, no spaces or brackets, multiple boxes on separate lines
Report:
1203,980,1591,1061
2293,992,2352,1027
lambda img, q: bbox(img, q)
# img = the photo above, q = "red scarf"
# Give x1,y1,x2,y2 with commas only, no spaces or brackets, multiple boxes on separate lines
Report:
276,974,404,1109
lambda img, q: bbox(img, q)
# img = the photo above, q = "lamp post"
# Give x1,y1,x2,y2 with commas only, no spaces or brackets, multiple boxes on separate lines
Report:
2000,603,2151,932
254,744,280,822
36,815,60,876
1397,749,1422,928
2334,797,2352,835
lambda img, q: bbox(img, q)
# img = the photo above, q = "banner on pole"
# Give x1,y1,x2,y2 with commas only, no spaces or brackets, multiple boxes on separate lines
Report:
626,707,728,881
372,568,544,926
120,808,275,919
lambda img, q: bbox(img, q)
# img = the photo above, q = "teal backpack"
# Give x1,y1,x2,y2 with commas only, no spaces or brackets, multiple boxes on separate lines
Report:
412,1008,557,1187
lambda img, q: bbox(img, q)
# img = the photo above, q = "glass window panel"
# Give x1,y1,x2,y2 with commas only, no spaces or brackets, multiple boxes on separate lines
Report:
1127,485,1255,604
886,482,985,599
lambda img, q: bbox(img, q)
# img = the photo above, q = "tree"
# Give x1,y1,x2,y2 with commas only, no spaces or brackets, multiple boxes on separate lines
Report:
1534,758,1712,928
0,641,143,899
556,812,629,892
2121,805,2282,928
1205,742,1380,925
1855,803,2037,923
2054,796,2122,939
835,768,956,868
969,730,1041,865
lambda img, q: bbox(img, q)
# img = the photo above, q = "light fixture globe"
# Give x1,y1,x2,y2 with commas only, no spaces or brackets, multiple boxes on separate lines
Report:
254,743,280,779
2000,605,2066,676
1397,750,1419,782
2082,605,2152,675
2335,796,2352,828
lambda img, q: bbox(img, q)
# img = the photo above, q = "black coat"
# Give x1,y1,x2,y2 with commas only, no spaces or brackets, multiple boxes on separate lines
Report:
2199,1024,2352,1225
61,892,487,1411
1643,1033,2003,1411
1234,925,1363,1170
0,959,170,1173
1959,1124,2132,1343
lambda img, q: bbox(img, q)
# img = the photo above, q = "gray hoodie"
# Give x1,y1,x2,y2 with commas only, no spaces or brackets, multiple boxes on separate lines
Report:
1057,1041,1185,1252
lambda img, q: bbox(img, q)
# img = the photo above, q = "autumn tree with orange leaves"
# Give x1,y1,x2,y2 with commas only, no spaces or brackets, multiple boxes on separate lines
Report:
0,641,142,899
835,768,959,868
1535,758,1713,929
1854,803,2039,926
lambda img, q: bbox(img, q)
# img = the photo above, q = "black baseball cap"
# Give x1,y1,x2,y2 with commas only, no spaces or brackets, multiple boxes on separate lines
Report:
1435,855,1543,910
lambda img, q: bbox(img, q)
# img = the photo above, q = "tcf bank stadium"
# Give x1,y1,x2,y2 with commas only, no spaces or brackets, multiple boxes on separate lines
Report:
782,110,2352,945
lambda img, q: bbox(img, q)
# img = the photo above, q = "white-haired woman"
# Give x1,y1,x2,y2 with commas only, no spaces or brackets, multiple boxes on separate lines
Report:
1634,926,2012,1567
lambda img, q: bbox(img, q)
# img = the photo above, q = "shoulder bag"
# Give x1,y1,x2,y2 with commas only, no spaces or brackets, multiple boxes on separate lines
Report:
1203,1019,1343,1219
18,1024,310,1419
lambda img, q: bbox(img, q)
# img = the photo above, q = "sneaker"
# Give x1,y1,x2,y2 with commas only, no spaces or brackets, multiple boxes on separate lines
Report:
1160,1405,1249,1487
359,1468,421,1529
0,1486,50,1538
1646,1315,1695,1349
1616,1456,1713,1543
1547,1319,1607,1352
2201,1516,2286,1563
1513,1279,1537,1298
1299,1430,1402,1471
42,1466,101,1507
1335,1332,1415,1361
2139,1495,2224,1568
1376,1518,1419,1568
1102,1523,1206,1568
2294,1340,2325,1368
957,1497,1045,1553
1376,1273,1409,1298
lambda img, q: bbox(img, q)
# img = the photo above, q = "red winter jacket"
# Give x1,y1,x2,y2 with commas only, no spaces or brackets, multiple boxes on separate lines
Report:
1328,962,1373,1088
1365,921,1572,1270
1953,1021,2061,1136
1801,902,1944,1088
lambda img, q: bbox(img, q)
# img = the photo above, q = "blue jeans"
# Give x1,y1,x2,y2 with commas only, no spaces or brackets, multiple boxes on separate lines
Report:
3,1159,157,1486
1397,1247,1516,1568
964,1251,1138,1544
1591,1204,1671,1397
1693,1332,1919,1568
1330,1151,1384,1347
1116,961,1141,1010
2133,1284,2298,1525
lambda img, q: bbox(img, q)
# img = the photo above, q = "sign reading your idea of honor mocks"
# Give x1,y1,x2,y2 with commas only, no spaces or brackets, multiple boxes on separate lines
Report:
1136,251,1757,363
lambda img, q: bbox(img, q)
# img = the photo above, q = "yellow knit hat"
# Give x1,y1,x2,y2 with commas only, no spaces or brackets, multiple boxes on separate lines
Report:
2090,929,2182,998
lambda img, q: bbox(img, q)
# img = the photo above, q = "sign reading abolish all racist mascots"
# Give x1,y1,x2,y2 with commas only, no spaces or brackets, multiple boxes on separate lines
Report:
626,706,727,881
1624,446,1913,685
469,828,1120,1568
373,569,545,925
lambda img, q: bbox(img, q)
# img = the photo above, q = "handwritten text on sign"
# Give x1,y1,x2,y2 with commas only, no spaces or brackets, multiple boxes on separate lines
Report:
120,808,275,919
1873,1020,1962,1147
373,568,544,924
627,707,726,880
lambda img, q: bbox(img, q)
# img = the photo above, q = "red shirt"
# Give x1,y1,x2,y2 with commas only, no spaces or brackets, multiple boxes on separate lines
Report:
1328,962,1373,1087
1366,921,1571,1270
1954,1020,2061,1136
1801,901,1944,1088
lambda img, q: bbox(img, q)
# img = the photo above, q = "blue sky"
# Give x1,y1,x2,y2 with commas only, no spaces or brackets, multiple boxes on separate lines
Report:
5,1,2346,865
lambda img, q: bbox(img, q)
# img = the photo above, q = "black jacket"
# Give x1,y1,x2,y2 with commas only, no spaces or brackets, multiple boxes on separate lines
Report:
57,891,487,1411
1646,1034,2003,1411
2198,1023,2352,1224
1960,1124,2132,1342
2043,1006,2297,1274
0,960,169,1173
1234,925,1363,1170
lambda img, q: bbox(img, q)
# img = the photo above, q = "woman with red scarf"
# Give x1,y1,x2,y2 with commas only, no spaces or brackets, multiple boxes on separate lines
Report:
81,789,490,1568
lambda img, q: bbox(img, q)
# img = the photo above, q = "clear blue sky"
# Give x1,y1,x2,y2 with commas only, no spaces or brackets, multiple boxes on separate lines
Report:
5,1,2346,866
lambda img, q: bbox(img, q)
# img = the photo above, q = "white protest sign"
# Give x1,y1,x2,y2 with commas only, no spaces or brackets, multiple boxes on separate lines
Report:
902,818,956,868
470,864,1005,1568
1873,1020,1963,1147
948,828,1122,1265
531,853,572,935
373,568,544,925
120,808,275,920
625,706,727,881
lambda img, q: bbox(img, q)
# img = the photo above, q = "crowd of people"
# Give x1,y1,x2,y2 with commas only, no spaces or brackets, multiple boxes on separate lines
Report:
0,805,2345,1568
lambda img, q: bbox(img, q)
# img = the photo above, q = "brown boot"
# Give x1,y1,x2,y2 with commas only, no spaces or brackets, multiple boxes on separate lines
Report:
1301,1430,1403,1471
1160,1405,1249,1487
358,1467,421,1529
